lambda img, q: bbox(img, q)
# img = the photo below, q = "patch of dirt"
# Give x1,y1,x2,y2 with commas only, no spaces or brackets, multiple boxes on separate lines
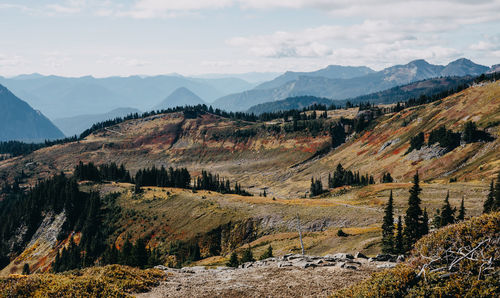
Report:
138,254,388,297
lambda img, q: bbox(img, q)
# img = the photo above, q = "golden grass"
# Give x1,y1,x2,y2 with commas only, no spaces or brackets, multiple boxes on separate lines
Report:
0,265,165,297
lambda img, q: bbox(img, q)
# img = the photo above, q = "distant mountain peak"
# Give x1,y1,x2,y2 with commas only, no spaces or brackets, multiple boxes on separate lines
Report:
0,84,64,141
154,87,206,110
408,59,431,66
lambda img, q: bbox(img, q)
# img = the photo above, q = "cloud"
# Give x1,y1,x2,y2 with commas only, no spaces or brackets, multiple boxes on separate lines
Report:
470,34,500,51
45,0,87,14
0,54,25,67
97,56,151,67
121,0,233,18
227,19,465,69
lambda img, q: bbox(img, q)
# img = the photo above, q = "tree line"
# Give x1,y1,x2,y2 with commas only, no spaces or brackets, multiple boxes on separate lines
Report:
407,121,494,153
74,161,132,183
310,163,376,197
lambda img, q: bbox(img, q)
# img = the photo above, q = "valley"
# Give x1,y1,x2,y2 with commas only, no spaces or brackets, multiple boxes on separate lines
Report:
0,74,499,297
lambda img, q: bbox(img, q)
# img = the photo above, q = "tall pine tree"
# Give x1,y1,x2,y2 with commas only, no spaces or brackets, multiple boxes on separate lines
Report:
439,190,455,227
457,197,466,221
381,190,395,254
403,172,423,251
395,216,404,255
494,172,500,211
483,180,495,213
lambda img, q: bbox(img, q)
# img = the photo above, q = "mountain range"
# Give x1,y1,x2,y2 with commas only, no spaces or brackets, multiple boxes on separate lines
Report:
0,75,255,119
212,58,491,111
0,84,64,142
53,107,141,137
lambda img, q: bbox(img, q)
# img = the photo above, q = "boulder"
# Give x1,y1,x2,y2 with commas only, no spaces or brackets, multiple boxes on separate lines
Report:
376,263,396,269
354,252,368,259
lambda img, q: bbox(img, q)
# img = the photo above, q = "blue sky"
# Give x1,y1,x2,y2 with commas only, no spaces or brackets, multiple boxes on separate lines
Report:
0,0,499,77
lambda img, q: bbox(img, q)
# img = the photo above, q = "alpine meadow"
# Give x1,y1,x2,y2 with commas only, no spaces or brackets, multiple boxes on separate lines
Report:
0,1,499,297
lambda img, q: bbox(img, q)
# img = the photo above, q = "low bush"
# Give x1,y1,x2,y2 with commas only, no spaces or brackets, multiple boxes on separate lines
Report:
333,212,500,297
0,265,165,297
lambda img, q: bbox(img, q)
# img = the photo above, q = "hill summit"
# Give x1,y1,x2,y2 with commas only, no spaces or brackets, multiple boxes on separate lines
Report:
154,87,206,109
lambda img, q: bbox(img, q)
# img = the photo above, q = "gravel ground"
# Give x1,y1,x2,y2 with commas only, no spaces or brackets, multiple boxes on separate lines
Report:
137,255,386,297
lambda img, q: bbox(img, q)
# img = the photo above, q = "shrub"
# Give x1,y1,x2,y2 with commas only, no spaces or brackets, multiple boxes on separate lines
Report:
337,229,348,237
0,265,165,297
333,212,500,297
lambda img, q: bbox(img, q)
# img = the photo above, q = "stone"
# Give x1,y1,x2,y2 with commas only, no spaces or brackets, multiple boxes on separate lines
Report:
154,265,168,270
376,263,396,269
374,254,396,262
277,261,293,268
354,252,368,259
295,261,317,269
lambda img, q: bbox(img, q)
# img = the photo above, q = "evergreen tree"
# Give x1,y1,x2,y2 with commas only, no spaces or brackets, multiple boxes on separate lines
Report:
432,209,441,229
457,197,466,221
439,191,455,227
259,245,273,260
120,237,133,265
381,190,395,254
22,263,30,275
240,246,255,263
421,208,429,236
226,252,239,267
395,216,404,255
403,172,423,251
495,173,500,212
131,238,149,268
483,180,495,213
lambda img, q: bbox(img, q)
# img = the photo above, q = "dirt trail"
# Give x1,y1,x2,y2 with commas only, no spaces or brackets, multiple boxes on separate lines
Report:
137,254,390,297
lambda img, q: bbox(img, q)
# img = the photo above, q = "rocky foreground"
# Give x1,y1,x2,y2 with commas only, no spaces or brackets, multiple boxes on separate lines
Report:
139,253,399,297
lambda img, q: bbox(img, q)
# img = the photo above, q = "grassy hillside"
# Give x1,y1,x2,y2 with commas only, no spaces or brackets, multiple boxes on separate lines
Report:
2,82,498,199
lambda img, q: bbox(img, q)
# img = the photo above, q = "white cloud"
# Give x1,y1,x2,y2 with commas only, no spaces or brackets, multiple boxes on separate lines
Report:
227,19,466,69
0,54,25,67
46,0,86,14
121,0,233,18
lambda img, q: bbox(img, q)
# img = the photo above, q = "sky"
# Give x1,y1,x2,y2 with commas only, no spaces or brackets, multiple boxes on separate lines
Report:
0,0,499,77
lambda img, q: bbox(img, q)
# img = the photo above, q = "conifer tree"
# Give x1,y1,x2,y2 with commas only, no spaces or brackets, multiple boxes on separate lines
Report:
381,190,395,254
421,208,429,236
22,263,30,275
395,216,404,255
439,191,455,227
131,238,148,268
226,251,239,267
403,172,423,251
241,246,255,263
259,245,273,260
494,172,500,212
483,180,495,213
432,208,441,229
458,197,466,221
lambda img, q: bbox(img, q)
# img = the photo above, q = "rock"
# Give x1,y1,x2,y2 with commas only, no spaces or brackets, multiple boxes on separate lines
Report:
330,253,354,260
154,265,168,270
314,259,324,265
354,252,368,259
374,254,396,262
295,261,317,269
286,254,305,261
277,261,293,268
181,266,206,273
376,263,396,269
